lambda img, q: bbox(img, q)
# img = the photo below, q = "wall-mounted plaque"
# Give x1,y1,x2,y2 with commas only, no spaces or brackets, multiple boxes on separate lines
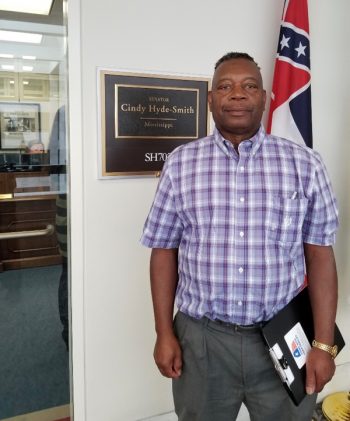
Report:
99,70,210,177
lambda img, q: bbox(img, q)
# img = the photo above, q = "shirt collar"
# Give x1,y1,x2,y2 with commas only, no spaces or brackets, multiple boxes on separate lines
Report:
213,125,266,157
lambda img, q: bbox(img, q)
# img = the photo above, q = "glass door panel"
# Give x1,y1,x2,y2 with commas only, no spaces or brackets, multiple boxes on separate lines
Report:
0,1,71,419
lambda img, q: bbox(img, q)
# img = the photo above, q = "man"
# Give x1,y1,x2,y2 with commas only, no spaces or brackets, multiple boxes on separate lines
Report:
141,52,338,420
49,105,69,350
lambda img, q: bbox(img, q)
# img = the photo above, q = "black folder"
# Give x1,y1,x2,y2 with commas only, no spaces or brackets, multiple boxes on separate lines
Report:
261,287,345,406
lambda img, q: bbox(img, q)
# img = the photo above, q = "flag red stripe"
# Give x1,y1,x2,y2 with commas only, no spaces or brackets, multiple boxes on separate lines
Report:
284,0,309,32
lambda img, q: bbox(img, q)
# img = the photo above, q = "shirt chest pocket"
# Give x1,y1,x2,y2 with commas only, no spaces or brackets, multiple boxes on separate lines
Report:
267,197,308,246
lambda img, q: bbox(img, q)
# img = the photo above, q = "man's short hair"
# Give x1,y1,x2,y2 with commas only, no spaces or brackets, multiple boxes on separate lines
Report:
214,52,258,70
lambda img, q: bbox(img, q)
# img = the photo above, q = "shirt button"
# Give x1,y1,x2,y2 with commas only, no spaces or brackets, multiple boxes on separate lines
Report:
240,197,245,202
240,166,244,172
239,231,244,237
237,301,243,306
238,267,244,273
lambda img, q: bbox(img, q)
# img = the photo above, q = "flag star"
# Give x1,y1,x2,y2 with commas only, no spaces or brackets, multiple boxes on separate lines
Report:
295,42,307,57
280,34,290,50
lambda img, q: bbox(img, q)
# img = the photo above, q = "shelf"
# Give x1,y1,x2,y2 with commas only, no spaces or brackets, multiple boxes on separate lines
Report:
0,72,59,101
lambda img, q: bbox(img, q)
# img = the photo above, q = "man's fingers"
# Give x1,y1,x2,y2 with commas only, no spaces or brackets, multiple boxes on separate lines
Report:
157,352,182,378
305,369,316,395
156,358,181,378
173,354,182,377
154,335,182,378
306,348,336,394
305,353,316,395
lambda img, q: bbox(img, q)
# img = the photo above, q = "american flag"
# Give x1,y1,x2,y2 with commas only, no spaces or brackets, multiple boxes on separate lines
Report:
267,0,312,148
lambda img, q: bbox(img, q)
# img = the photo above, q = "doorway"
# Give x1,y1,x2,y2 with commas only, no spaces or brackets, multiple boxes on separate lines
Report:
0,1,71,419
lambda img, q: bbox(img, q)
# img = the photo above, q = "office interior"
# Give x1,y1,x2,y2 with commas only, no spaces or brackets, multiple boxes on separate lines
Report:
0,0,349,420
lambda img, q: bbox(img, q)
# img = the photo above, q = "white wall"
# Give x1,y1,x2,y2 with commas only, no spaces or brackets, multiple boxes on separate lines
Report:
309,0,350,367
69,1,350,420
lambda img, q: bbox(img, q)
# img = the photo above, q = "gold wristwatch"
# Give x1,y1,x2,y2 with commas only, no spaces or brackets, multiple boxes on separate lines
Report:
312,340,338,359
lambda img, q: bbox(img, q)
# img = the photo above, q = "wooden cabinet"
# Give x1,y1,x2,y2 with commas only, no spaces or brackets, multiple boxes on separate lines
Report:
0,172,62,271
0,168,50,195
0,195,62,271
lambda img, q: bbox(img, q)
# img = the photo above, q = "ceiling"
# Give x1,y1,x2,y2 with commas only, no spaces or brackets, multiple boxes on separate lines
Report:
0,0,65,75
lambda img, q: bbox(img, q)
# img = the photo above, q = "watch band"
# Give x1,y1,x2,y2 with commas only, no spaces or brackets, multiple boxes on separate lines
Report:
312,339,338,359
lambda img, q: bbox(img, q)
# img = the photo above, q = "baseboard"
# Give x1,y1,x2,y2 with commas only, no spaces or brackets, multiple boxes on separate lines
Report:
1,404,71,421
137,407,250,421
137,412,177,421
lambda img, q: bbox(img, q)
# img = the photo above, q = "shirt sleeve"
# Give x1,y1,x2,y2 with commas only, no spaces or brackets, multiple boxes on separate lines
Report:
302,152,339,245
140,160,183,249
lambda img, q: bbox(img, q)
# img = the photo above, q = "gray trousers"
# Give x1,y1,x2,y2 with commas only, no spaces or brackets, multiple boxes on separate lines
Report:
172,311,317,421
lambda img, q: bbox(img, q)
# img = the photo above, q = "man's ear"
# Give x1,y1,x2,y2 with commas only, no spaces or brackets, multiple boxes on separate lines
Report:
208,91,213,112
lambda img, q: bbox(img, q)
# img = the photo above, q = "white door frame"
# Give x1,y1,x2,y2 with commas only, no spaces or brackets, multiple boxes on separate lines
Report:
67,0,86,419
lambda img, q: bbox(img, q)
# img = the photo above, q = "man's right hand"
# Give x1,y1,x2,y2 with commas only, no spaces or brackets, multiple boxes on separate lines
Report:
154,333,182,378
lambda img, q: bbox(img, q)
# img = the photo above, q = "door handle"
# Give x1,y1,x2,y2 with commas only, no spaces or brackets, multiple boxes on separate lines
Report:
0,224,55,240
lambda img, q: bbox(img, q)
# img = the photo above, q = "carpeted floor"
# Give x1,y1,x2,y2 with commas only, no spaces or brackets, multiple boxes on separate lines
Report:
0,266,70,420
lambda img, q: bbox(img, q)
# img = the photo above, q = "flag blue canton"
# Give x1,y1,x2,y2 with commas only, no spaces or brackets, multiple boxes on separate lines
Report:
278,26,310,69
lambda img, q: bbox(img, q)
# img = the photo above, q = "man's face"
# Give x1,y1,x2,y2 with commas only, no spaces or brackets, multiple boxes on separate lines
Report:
208,58,266,144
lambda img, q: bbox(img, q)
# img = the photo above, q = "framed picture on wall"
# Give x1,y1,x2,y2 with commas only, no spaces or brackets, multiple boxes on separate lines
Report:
0,102,41,149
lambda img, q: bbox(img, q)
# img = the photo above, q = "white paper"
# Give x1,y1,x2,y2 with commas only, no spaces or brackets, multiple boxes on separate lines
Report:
284,322,311,369
271,343,295,386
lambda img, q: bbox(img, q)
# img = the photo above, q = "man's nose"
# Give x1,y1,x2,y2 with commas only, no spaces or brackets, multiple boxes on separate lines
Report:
229,85,246,99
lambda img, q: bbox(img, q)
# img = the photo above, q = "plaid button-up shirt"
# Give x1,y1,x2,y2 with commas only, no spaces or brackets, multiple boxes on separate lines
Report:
141,125,338,324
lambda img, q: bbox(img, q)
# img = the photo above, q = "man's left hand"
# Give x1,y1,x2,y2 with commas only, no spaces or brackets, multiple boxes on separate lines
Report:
305,347,336,395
